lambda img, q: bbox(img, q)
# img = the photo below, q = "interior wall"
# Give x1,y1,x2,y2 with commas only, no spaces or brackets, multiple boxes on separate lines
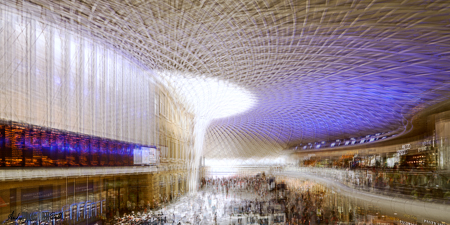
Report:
0,6,156,145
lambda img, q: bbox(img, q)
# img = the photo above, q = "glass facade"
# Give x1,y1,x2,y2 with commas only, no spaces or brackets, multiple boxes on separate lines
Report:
0,173,188,224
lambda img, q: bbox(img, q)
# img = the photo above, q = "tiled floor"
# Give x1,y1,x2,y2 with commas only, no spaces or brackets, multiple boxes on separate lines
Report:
152,186,276,225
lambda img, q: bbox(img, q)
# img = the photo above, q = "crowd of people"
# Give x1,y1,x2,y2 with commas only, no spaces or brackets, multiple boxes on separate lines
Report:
107,172,419,224
109,174,287,224
283,181,339,225
200,174,273,199
198,175,357,225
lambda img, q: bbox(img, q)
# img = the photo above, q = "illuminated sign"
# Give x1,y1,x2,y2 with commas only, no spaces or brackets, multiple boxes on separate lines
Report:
4,199,107,223
303,154,316,160
399,221,417,225
142,147,158,164
17,211,62,222
0,120,153,167
134,147,159,164
423,219,446,225
134,148,142,164
418,146,428,152
397,149,408,156
401,144,411,150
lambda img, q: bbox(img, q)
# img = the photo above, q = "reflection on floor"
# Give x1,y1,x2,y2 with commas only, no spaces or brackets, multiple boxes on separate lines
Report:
116,177,449,224
120,186,284,225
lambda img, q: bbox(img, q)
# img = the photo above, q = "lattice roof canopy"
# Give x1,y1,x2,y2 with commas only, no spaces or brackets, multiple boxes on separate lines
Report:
4,0,450,159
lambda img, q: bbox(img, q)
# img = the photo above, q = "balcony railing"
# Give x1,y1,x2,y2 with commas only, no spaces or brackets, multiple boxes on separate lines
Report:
280,166,450,204
0,166,159,181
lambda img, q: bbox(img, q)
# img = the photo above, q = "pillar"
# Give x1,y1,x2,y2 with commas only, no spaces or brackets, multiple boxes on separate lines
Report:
435,111,450,171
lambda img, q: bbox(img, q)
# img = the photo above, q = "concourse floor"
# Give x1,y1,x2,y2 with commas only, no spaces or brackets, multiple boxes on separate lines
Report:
115,176,449,225
150,186,273,225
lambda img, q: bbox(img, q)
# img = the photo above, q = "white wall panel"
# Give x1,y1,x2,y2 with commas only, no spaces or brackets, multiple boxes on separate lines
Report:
0,7,156,146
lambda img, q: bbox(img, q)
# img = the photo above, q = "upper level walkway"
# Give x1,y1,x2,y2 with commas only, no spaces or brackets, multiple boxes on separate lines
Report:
280,166,450,203
278,167,450,224
0,164,188,181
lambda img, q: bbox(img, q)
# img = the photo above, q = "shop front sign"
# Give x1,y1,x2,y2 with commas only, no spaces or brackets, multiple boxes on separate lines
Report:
423,219,446,225
399,220,417,225
400,144,411,150
397,149,408,156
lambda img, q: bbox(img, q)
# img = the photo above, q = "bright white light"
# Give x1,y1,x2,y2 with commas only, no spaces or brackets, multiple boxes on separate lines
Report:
204,157,287,178
157,71,256,119
157,70,256,192
205,157,287,167
209,166,238,178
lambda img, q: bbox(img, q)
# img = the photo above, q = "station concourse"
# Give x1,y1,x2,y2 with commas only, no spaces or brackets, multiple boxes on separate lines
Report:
0,0,450,224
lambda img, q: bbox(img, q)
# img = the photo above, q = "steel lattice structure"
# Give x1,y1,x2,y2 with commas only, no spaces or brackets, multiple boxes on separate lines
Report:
2,0,450,160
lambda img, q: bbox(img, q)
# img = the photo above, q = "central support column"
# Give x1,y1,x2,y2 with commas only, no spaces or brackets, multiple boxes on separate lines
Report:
188,117,211,193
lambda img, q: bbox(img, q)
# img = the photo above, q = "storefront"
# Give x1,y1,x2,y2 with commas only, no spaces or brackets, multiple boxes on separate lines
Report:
0,173,157,224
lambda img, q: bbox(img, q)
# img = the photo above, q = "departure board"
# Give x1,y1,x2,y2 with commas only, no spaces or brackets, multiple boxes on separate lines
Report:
8,123,25,166
108,141,116,166
24,127,34,167
41,130,55,166
0,123,5,167
0,119,155,167
116,143,124,166
90,137,99,166
126,144,134,165
49,130,58,166
31,127,43,166
79,135,89,166
67,134,79,166
123,143,129,166
99,140,108,166
55,130,67,167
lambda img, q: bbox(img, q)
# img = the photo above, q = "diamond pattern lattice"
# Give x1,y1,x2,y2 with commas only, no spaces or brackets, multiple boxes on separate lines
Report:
3,0,450,160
